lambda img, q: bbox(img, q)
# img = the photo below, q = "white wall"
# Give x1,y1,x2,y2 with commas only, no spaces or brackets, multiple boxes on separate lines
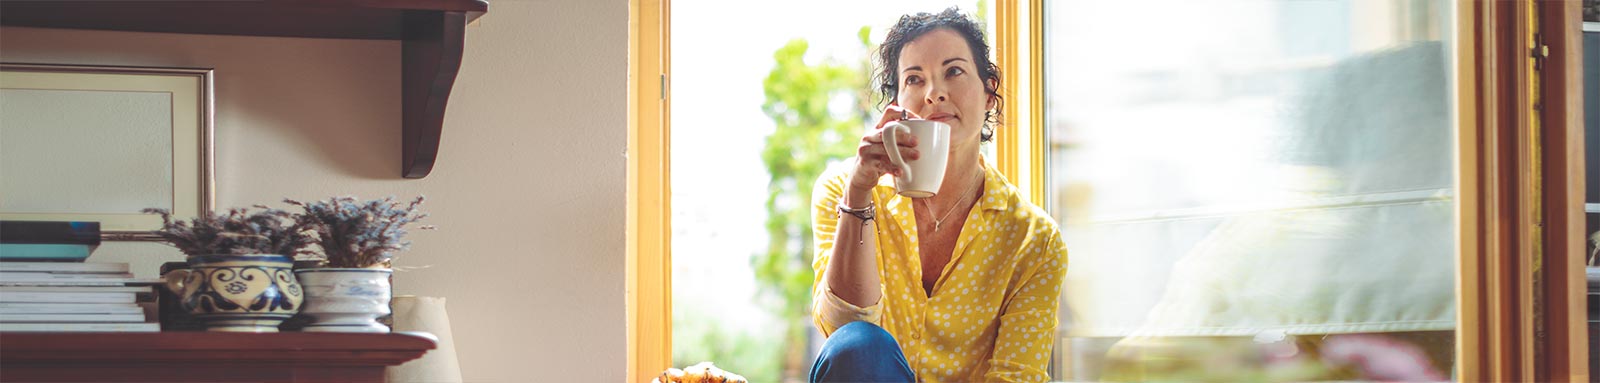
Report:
0,0,627,381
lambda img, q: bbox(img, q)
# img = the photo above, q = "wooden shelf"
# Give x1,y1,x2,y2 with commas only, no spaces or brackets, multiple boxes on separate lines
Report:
0,0,490,179
0,331,437,382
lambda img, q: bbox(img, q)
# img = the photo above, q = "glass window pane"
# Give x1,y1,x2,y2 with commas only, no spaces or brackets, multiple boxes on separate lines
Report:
1044,1,1458,380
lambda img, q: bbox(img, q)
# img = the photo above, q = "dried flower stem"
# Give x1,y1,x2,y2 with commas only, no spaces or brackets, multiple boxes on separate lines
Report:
143,207,315,257
286,195,433,269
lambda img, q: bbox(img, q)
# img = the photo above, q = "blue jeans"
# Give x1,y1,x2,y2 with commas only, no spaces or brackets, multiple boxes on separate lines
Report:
811,321,916,383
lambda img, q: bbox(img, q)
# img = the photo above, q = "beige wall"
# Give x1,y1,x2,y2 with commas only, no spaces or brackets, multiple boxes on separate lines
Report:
0,0,628,381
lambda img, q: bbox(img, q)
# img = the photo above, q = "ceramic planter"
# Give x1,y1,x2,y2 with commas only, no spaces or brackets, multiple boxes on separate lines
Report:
162,254,302,332
294,268,393,333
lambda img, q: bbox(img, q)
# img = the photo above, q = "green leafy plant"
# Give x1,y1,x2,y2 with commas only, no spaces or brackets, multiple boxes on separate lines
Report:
285,195,433,269
143,206,315,257
750,28,875,380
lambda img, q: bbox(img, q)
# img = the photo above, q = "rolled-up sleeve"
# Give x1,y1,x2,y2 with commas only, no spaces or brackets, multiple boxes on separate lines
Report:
813,282,884,337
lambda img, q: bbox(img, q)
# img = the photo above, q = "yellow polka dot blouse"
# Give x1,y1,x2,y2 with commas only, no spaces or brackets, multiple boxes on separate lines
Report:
811,161,1069,382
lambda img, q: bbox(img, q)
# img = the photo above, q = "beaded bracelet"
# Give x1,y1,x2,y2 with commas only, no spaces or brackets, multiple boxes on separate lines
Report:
837,202,875,244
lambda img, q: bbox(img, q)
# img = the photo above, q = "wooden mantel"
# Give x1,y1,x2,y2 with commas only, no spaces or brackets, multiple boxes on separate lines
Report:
0,331,437,382
0,0,490,179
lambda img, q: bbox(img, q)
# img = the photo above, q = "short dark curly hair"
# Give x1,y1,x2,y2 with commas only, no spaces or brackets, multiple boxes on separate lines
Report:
873,7,1003,142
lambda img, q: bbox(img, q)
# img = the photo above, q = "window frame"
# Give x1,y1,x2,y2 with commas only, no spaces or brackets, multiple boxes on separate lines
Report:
993,0,1046,207
627,0,669,381
1458,0,1589,380
626,0,1590,381
626,3,1028,381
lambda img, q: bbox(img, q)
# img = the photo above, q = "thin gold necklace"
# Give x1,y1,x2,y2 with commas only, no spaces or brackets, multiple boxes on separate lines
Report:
921,172,982,232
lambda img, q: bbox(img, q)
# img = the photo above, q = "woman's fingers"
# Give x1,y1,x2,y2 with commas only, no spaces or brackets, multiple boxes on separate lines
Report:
857,141,921,160
850,105,924,191
873,105,922,129
856,142,920,176
869,105,922,148
866,130,919,148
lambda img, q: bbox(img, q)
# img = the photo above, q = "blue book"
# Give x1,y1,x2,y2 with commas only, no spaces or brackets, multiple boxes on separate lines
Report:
0,221,100,246
0,244,92,262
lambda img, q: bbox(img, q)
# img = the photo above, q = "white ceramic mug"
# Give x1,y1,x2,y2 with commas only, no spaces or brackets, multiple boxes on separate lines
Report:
882,119,951,198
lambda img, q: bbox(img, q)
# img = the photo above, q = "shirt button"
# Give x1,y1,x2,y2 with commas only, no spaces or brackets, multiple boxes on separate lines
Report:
913,332,921,340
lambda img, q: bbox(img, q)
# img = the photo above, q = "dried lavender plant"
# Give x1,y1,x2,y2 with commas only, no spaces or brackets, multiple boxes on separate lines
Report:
143,206,315,257
285,195,434,269
1589,230,1599,267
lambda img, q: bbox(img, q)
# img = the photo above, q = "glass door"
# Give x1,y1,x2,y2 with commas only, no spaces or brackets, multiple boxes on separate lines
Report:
1043,1,1459,380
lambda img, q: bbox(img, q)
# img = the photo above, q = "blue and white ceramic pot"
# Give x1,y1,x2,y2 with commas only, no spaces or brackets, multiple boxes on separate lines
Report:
163,254,303,332
294,268,393,333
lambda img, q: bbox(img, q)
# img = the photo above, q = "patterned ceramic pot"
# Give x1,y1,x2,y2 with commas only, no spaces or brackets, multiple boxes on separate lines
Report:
162,254,302,332
294,268,393,333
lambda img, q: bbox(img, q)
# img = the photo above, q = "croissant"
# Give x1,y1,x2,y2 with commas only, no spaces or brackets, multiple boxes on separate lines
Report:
652,362,747,383
652,367,685,383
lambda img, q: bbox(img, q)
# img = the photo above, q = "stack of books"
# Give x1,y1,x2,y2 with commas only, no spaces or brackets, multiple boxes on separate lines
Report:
0,221,160,332
0,262,160,332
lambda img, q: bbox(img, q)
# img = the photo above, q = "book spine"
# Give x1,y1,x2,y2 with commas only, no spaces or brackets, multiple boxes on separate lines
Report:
0,281,152,286
0,221,101,245
0,243,94,262
0,261,129,273
0,292,136,303
0,272,136,280
0,303,143,314
0,313,145,322
0,286,153,293
0,322,159,332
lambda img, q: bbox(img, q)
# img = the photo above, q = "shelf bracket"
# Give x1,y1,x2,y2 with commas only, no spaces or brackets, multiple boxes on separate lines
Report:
401,11,467,179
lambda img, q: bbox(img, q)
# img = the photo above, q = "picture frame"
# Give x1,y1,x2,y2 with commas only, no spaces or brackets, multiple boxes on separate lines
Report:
0,63,215,241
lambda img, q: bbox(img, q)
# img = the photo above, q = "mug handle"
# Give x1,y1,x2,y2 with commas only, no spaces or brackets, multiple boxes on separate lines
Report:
163,269,191,296
882,121,913,183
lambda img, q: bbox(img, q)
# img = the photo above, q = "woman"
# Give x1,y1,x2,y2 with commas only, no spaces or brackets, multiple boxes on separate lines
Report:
809,7,1068,383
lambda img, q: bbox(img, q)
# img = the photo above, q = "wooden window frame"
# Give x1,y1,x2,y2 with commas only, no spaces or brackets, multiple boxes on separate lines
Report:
1460,0,1590,381
628,0,1590,381
627,0,669,381
994,0,1045,207
626,3,1025,381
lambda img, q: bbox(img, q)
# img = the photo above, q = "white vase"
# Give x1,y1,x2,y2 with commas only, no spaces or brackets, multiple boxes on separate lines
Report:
294,268,392,333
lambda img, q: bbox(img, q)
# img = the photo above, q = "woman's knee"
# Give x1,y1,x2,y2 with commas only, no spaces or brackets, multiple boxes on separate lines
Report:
821,321,901,358
813,321,913,383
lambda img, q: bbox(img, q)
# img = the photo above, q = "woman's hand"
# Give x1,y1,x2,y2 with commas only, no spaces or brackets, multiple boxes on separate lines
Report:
847,106,921,200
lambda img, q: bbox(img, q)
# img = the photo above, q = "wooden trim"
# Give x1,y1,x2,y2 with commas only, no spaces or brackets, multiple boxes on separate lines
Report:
1515,1,1538,377
627,0,671,382
1026,0,1045,208
995,0,1020,183
1460,0,1529,380
994,0,1045,208
1455,0,1484,379
1536,0,1591,380
1461,0,1589,380
0,332,433,383
0,332,435,364
0,1,490,40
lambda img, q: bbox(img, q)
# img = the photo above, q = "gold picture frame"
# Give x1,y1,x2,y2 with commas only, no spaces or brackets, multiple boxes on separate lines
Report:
0,63,214,240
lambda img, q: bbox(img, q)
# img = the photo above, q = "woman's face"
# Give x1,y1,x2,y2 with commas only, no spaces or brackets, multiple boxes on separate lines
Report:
895,28,996,147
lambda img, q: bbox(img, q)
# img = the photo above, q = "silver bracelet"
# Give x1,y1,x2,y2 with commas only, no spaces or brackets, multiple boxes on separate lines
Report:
837,201,875,244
